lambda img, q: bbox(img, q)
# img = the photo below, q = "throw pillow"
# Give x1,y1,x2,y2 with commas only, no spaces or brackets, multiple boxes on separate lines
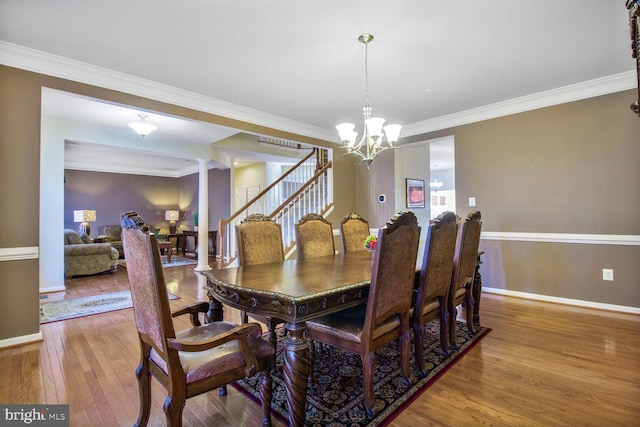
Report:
64,229,83,245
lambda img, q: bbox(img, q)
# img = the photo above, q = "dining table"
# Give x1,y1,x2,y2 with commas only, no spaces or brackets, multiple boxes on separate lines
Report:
198,251,376,427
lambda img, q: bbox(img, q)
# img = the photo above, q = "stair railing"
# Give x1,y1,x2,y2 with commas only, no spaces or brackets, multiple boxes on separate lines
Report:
218,147,333,265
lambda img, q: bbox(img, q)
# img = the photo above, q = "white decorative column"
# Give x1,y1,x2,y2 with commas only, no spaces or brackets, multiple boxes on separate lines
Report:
195,158,211,271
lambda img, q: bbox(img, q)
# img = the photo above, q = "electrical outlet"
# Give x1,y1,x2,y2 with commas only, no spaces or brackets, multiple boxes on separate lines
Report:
602,269,614,281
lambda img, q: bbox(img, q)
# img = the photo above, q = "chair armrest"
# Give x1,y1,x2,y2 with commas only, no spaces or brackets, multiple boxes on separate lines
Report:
167,322,263,376
171,302,210,326
64,243,114,256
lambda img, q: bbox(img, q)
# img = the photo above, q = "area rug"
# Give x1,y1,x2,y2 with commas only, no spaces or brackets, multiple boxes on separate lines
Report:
39,290,179,324
234,320,490,426
118,255,198,269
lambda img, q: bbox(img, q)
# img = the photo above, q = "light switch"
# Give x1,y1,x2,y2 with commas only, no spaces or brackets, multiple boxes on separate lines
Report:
469,197,476,207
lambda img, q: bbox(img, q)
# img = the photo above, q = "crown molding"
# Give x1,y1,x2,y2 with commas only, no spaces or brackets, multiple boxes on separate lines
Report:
0,42,335,142
403,71,637,136
1,42,635,140
64,161,211,178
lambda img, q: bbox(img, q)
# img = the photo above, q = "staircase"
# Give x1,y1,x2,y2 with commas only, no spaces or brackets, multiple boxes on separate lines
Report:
218,147,333,265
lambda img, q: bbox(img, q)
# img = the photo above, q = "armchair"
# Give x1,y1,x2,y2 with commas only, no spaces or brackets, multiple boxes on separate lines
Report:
63,229,119,278
120,217,274,427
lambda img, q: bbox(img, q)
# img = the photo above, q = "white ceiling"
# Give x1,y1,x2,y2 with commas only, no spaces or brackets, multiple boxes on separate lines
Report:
0,1,635,175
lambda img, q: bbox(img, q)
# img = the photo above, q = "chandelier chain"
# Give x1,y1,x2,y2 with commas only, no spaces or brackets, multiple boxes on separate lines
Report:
364,39,369,107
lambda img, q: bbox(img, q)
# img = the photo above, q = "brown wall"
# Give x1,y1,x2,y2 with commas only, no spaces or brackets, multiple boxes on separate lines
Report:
0,64,356,342
402,90,640,307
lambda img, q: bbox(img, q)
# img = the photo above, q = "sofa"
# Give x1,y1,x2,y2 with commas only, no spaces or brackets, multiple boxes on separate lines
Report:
63,229,119,278
97,223,160,258
96,224,124,257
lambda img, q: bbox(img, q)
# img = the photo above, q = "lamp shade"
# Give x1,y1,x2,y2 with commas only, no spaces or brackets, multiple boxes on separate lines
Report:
165,210,180,221
73,210,96,223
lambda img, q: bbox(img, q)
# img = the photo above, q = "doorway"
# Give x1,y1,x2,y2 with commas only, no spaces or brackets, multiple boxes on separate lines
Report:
429,137,455,220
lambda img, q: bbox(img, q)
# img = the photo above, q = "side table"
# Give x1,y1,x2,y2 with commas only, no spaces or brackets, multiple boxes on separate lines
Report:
157,241,173,263
180,230,217,259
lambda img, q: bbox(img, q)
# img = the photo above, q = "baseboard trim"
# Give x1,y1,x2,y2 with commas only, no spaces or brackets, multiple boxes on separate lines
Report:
0,246,39,261
483,287,640,314
481,232,640,246
40,286,66,293
0,332,44,349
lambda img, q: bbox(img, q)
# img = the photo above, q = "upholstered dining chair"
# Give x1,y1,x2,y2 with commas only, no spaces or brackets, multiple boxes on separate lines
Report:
411,211,458,376
339,212,370,253
120,214,274,427
236,213,285,364
448,210,482,350
306,211,421,417
295,213,335,259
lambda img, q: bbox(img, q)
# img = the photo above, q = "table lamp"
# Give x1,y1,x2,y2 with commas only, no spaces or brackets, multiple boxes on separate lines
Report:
165,210,180,234
74,209,97,236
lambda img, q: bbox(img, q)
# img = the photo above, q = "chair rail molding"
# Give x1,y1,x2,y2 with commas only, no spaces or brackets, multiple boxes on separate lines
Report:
480,232,640,246
0,246,39,262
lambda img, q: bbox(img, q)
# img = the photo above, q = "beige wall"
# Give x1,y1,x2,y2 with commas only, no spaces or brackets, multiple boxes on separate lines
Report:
3,61,636,344
0,65,355,343
400,90,640,308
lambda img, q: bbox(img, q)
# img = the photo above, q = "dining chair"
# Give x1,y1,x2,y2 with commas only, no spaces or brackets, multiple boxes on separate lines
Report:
339,212,370,253
236,213,285,365
448,210,482,351
295,213,335,259
306,211,421,417
120,214,274,427
411,211,458,376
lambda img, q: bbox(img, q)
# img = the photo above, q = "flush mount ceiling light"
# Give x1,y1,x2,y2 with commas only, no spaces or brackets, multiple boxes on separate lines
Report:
336,33,402,167
128,113,158,136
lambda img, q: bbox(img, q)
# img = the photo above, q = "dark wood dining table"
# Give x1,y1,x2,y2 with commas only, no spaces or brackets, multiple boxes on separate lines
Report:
198,251,376,427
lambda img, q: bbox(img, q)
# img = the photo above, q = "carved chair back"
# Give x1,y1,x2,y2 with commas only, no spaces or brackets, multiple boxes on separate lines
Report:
295,213,335,259
411,211,458,366
339,212,370,253
237,213,285,266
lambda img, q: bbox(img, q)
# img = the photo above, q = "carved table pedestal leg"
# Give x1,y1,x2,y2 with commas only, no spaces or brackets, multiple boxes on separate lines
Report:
283,321,310,427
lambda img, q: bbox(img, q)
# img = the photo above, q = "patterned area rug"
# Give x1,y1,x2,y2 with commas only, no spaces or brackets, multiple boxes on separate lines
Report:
117,255,197,269
234,320,490,426
39,290,179,324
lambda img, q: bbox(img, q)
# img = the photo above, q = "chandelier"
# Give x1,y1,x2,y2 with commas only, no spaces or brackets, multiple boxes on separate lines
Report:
336,33,402,167
429,179,443,192
128,113,158,137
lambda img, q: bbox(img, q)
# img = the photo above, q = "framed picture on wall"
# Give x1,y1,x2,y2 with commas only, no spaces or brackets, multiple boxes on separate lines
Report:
406,178,425,208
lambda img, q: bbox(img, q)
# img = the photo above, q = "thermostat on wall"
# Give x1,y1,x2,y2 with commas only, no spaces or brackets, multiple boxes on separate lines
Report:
378,194,386,203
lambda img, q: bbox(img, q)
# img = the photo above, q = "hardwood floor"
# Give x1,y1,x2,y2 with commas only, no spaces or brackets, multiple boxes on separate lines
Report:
2,265,639,426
